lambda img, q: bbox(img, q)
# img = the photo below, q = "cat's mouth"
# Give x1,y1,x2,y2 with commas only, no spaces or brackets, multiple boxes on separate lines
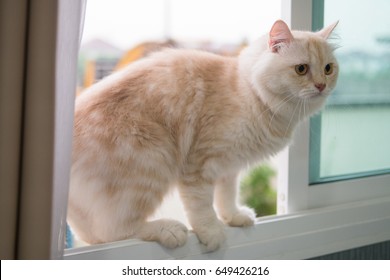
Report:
309,91,324,98
299,90,329,100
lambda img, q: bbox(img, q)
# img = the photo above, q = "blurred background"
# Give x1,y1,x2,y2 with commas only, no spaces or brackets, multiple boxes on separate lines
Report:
77,0,280,92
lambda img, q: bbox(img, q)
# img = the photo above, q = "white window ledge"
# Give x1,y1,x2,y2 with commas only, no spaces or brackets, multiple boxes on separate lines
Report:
64,196,390,260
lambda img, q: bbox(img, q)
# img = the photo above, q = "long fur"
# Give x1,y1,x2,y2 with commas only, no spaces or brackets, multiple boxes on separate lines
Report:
68,21,339,251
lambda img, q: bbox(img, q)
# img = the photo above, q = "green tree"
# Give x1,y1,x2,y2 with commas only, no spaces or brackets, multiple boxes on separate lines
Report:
240,164,276,217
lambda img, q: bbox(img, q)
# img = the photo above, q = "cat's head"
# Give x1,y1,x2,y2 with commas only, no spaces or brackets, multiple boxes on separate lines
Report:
240,20,339,117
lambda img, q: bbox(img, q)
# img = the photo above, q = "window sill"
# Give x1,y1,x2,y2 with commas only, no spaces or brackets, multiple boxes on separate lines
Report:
64,196,390,259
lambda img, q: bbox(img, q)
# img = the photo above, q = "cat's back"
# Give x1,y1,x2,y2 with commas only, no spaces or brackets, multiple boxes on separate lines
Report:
74,48,239,136
73,48,240,159
76,48,234,110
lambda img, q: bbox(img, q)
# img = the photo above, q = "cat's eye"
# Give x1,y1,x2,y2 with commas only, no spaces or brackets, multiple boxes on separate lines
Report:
324,63,334,75
295,64,308,75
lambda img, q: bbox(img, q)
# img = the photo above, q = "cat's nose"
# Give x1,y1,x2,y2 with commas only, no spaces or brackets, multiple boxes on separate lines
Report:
315,83,326,92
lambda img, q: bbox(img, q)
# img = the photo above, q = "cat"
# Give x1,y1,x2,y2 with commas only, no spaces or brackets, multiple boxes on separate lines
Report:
68,20,339,252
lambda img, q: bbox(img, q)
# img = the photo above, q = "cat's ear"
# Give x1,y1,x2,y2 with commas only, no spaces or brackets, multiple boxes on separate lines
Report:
269,20,294,53
317,21,339,39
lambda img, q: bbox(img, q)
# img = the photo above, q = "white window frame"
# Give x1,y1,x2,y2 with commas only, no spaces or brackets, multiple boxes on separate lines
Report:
62,0,390,259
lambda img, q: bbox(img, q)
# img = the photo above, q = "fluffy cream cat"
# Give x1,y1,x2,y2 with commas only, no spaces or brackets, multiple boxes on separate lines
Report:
68,20,339,251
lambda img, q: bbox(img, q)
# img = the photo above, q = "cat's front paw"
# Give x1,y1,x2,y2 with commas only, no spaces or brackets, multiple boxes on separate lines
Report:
194,222,226,252
221,206,256,227
158,220,188,249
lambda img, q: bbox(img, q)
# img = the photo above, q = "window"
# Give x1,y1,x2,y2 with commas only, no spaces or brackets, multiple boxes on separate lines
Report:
60,0,390,259
6,0,390,260
0,0,86,259
309,0,390,184
277,0,390,213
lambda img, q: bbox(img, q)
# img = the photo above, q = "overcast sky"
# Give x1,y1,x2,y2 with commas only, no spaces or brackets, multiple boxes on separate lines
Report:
81,0,390,54
81,0,281,49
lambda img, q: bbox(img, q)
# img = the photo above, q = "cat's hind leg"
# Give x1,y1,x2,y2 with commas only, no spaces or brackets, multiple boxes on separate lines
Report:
89,182,189,249
110,178,188,248
69,181,189,248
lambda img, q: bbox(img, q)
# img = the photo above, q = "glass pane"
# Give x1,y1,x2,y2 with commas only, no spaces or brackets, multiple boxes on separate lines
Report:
310,0,390,183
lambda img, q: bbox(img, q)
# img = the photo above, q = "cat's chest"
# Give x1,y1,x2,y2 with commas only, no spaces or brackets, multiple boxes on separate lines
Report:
195,129,289,181
232,118,292,163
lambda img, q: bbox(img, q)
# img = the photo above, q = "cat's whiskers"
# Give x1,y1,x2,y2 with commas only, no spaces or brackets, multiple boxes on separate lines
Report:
283,98,302,138
298,89,316,99
299,98,308,121
258,92,296,120
266,94,296,130
298,98,304,121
